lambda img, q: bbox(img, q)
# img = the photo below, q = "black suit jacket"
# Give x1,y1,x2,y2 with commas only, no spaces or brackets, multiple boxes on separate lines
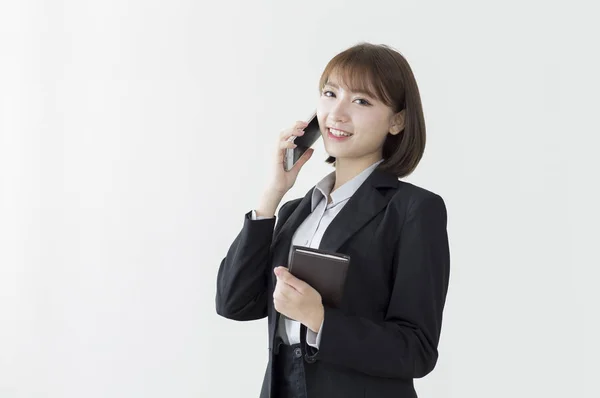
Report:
216,168,450,398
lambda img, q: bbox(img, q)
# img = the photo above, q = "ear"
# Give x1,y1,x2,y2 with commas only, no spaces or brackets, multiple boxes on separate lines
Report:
389,109,406,135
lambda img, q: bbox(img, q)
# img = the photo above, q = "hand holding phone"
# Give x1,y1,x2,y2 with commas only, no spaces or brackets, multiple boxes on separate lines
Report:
284,112,321,172
265,115,317,196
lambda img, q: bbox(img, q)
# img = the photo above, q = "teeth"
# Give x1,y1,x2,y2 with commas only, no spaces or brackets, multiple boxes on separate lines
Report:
330,128,352,137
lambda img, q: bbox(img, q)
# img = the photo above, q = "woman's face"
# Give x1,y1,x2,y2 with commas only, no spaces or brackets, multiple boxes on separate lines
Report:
316,74,397,164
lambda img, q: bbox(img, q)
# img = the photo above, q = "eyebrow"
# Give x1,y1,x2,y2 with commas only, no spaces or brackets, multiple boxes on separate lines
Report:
323,81,375,98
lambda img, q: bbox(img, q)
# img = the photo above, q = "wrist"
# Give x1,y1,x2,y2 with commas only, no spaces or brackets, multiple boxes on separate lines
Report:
307,304,324,333
256,190,284,218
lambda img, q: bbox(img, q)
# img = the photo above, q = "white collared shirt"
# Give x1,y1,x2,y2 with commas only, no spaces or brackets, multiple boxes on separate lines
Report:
252,159,385,348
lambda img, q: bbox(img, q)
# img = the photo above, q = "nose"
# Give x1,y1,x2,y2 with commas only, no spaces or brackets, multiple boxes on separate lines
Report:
328,100,350,124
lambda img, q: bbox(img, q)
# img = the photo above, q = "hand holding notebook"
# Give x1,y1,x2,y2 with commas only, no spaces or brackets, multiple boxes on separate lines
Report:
287,245,350,308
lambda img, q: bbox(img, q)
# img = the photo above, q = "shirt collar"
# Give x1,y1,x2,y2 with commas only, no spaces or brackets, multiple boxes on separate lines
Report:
311,159,385,211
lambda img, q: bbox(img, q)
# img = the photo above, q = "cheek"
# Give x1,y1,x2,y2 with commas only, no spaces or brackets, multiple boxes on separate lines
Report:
357,114,389,138
316,98,332,118
316,111,327,134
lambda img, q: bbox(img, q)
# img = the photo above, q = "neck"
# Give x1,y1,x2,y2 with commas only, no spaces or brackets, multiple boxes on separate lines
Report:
331,154,382,193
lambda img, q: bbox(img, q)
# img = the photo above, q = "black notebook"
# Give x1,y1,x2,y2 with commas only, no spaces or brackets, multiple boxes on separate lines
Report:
287,245,350,308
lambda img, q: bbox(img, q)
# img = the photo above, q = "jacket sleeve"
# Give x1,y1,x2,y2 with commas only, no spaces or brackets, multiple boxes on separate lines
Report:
215,202,292,321
304,195,450,379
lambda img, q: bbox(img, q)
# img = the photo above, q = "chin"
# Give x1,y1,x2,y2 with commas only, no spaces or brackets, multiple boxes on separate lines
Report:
322,146,341,158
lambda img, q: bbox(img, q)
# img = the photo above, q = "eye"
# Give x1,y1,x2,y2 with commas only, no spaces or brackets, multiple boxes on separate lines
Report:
354,98,371,106
322,90,335,97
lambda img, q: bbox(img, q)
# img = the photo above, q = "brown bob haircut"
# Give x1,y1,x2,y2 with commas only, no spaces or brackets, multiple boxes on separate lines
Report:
319,42,426,178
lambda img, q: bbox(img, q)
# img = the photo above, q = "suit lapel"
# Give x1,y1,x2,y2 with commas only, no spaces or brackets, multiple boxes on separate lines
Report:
269,188,312,291
271,188,313,252
318,168,399,253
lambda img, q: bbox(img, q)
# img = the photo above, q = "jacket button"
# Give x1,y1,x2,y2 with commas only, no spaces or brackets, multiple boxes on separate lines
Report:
293,347,302,358
304,354,316,363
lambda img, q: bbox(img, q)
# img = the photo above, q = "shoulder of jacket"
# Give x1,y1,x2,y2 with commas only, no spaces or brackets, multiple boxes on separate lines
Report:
392,180,445,211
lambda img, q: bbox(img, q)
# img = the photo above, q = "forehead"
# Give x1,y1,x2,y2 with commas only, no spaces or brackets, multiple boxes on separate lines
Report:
323,68,379,98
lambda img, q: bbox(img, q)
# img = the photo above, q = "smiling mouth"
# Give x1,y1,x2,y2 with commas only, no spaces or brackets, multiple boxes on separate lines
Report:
328,127,353,138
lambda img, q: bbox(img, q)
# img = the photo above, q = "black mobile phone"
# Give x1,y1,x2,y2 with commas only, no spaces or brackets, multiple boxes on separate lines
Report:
284,112,321,171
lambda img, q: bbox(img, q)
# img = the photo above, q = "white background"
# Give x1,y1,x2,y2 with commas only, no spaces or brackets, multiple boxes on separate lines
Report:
1,1,599,397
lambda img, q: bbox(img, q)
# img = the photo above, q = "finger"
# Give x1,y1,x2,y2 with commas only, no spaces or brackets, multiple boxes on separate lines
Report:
281,282,298,298
274,268,297,294
292,120,310,131
276,267,310,293
274,289,289,302
279,130,305,145
274,138,293,164
274,280,294,300
273,297,286,314
279,123,308,139
279,140,297,150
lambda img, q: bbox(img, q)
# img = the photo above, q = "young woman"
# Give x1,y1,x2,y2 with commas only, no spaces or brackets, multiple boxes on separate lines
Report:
216,42,450,398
